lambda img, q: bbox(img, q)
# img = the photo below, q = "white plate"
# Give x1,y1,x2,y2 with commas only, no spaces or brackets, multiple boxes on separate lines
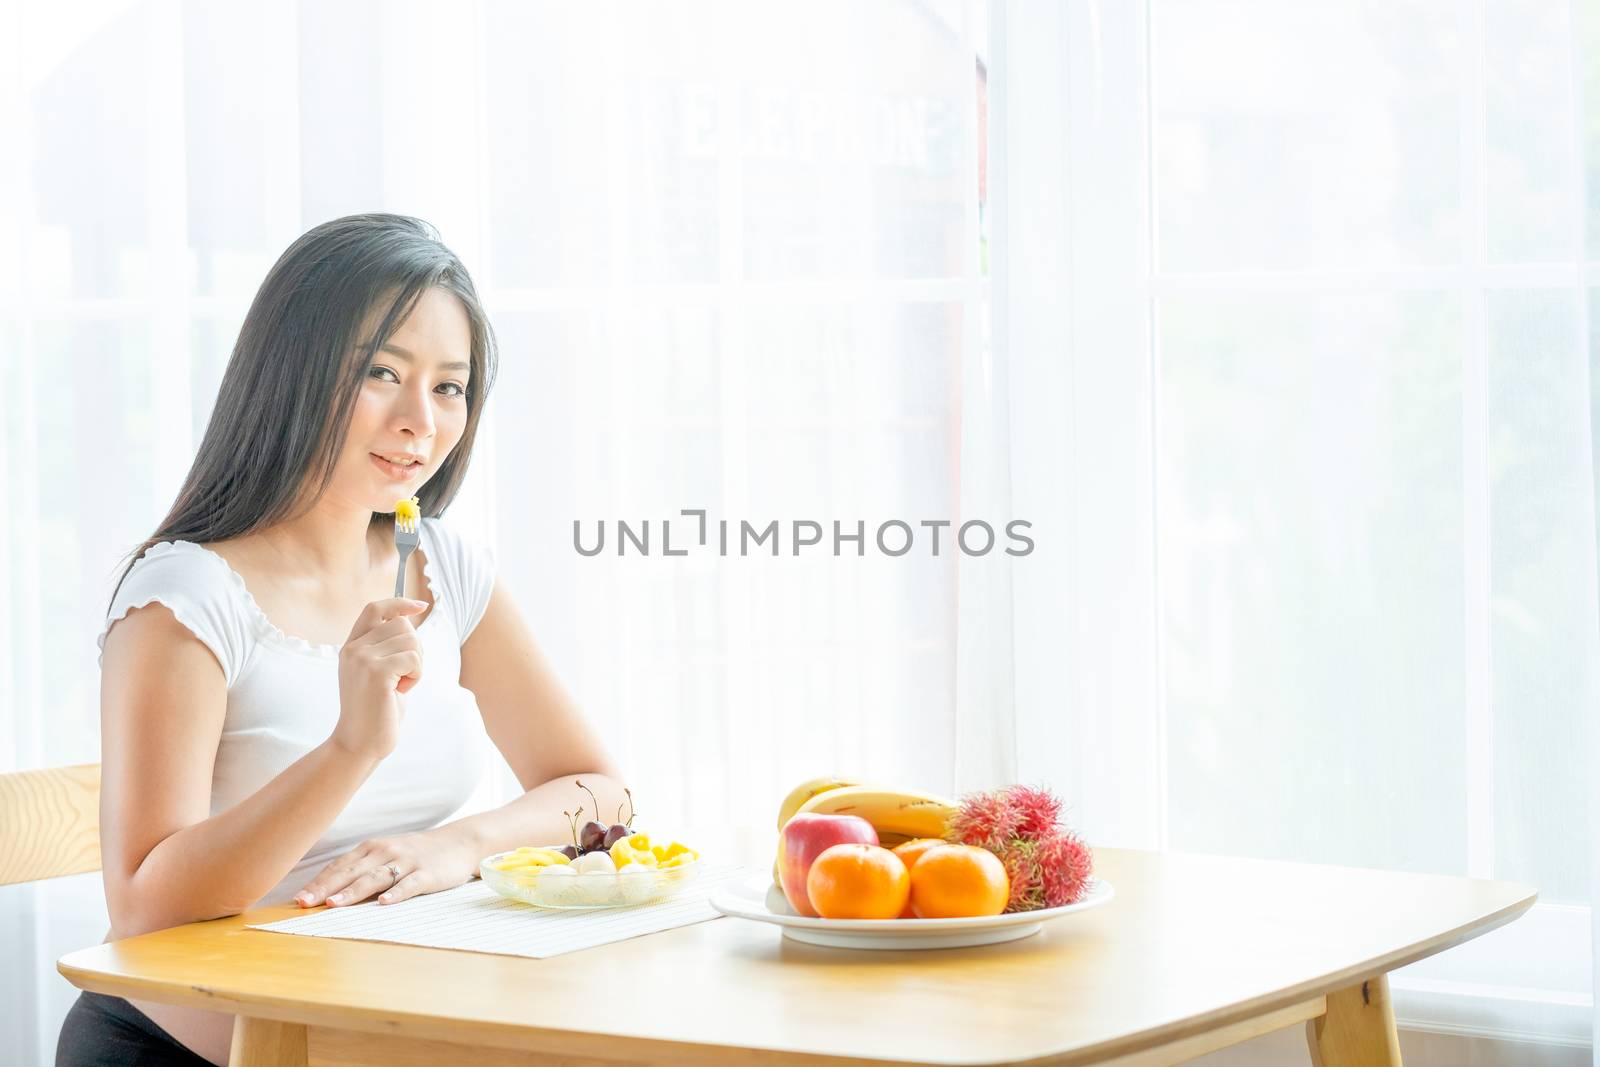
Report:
709,874,1114,950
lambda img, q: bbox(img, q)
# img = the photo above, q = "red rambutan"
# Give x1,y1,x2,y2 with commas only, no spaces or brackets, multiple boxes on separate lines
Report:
1003,783,1064,837
997,839,1043,912
1033,829,1093,906
944,788,1022,852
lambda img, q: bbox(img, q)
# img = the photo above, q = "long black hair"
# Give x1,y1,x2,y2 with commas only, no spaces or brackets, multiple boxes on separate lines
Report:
111,213,497,606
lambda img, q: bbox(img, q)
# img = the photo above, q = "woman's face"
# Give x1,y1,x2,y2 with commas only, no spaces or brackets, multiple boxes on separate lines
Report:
333,287,474,515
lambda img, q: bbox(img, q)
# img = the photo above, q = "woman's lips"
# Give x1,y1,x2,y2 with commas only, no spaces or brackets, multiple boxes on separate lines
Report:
370,453,424,481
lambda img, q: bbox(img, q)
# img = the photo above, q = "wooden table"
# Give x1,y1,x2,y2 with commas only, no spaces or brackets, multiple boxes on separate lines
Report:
57,847,1534,1066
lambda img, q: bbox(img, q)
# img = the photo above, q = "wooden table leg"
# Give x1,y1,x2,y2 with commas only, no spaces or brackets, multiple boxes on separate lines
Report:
1306,973,1403,1066
231,1015,308,1067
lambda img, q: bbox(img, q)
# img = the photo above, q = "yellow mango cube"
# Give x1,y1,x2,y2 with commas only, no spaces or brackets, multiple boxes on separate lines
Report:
492,846,568,871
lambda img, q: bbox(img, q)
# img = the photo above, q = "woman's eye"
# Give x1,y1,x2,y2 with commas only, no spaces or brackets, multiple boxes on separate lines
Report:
369,365,465,398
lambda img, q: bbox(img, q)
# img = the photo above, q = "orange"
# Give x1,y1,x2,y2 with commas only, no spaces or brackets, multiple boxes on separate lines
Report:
908,844,1009,918
805,844,910,919
891,838,948,918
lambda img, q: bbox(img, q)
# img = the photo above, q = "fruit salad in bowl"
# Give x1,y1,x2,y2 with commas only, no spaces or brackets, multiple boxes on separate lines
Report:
479,781,700,910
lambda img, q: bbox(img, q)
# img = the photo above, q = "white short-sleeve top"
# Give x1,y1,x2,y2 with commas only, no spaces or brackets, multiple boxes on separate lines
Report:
97,518,497,907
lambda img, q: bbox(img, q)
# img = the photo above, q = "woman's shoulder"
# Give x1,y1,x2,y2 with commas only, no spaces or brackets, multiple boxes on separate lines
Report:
419,518,497,643
101,540,256,684
113,540,246,604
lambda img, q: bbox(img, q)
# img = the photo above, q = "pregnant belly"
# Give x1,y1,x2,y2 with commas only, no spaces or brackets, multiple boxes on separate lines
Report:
127,998,234,1067
98,929,233,1066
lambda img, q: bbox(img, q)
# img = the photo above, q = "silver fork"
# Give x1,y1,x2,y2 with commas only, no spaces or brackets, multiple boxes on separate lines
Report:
394,517,421,598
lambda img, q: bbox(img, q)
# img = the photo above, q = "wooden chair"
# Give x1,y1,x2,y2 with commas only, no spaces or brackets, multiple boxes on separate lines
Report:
0,763,101,885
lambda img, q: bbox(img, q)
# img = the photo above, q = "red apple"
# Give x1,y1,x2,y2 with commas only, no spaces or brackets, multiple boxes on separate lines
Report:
778,813,879,916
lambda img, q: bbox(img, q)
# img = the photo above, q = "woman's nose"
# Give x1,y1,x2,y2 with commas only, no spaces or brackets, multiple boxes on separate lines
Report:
393,382,436,438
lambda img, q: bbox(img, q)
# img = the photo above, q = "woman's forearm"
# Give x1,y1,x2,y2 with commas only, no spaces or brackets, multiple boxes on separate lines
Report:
446,772,633,857
110,738,381,935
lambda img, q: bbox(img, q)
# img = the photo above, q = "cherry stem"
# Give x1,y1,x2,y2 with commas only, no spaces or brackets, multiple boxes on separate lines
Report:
575,779,601,824
619,787,636,828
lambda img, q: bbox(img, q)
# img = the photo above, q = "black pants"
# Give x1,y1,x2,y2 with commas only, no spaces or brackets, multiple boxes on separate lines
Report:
56,991,214,1066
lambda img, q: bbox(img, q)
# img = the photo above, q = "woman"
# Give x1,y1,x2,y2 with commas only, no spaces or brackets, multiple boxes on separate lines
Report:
56,214,626,1066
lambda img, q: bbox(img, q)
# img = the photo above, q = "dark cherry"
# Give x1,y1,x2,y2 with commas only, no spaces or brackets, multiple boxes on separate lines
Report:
557,844,579,860
579,820,608,852
601,823,631,850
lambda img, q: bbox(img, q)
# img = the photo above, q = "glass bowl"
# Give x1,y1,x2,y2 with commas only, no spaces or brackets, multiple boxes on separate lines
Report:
479,848,701,910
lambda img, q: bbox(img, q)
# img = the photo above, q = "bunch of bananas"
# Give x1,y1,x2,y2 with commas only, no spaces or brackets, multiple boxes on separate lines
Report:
772,776,958,883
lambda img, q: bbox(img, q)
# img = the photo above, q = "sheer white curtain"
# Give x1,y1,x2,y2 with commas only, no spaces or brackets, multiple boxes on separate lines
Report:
0,3,999,1064
996,0,1597,1061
